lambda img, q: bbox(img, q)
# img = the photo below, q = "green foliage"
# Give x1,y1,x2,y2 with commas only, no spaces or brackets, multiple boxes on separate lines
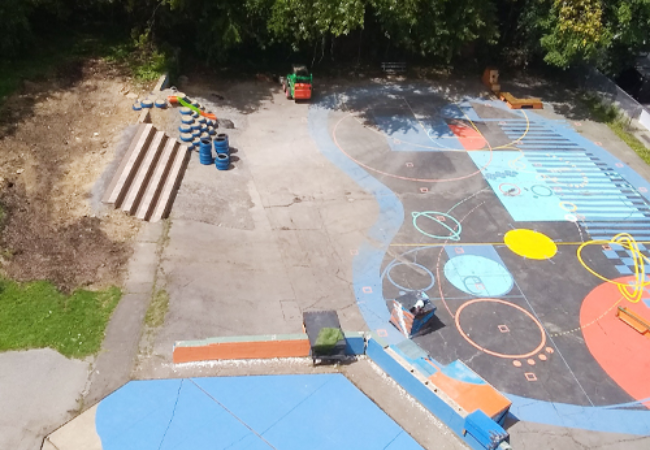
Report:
370,0,498,62
540,0,605,68
104,29,176,82
0,0,33,58
267,0,365,48
1,0,649,77
145,289,169,328
0,279,121,358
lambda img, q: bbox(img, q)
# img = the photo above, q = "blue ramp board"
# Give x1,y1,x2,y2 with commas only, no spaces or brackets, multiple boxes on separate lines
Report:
95,375,424,450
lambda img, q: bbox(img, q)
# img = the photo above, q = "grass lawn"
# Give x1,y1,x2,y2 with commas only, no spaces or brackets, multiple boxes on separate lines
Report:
0,279,121,358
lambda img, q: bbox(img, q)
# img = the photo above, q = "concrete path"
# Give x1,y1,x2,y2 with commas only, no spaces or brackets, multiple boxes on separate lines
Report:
0,349,89,450
138,86,374,373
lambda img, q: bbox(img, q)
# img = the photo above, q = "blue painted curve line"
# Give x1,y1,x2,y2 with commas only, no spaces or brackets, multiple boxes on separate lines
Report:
307,91,650,435
308,97,406,345
508,394,650,436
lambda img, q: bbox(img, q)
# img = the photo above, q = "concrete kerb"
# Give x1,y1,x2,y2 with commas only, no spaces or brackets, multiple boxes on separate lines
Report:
170,331,509,450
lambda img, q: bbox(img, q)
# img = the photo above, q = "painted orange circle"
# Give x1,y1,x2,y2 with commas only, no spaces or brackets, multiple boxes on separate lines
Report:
454,298,547,359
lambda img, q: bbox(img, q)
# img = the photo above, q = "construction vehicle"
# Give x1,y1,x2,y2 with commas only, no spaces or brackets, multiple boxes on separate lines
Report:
282,65,312,101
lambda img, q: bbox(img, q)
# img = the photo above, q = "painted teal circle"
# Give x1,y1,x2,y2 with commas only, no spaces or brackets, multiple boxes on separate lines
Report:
443,255,513,297
385,261,435,292
412,211,461,241
530,185,553,197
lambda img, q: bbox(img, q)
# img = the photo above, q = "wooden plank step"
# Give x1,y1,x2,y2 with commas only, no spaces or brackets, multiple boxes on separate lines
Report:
122,131,167,215
135,138,179,221
102,123,156,207
617,307,650,335
149,145,190,222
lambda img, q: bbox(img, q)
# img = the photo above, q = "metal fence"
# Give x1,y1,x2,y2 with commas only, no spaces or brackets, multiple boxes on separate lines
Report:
576,65,650,133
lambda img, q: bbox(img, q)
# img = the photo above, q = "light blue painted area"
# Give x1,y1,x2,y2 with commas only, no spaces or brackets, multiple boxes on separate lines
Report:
508,394,650,436
191,375,334,434
443,254,514,297
96,375,424,450
96,379,269,450
372,113,465,151
441,360,487,385
468,151,567,221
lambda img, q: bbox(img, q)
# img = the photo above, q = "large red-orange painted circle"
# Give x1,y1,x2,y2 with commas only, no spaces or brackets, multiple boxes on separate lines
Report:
580,276,650,407
454,298,547,359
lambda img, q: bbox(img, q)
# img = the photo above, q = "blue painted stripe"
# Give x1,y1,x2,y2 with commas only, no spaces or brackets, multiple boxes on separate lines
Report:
507,394,650,436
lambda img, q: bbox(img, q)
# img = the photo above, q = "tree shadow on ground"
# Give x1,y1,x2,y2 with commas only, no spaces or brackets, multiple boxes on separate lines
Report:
314,74,492,136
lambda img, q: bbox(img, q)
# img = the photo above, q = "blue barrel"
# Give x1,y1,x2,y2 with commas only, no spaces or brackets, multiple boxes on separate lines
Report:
180,133,193,143
181,116,194,125
215,153,230,170
179,124,192,134
141,99,154,109
179,107,192,115
199,138,213,165
132,102,142,111
213,134,229,155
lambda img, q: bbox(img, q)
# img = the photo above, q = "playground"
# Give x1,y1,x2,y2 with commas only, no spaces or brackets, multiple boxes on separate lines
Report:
312,82,650,434
13,73,650,450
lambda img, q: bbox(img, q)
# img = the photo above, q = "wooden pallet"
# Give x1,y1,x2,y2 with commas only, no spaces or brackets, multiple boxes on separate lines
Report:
499,91,543,110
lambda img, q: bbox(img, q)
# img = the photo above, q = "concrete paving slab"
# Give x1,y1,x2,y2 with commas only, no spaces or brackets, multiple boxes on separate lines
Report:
45,405,102,450
123,242,158,294
0,349,89,450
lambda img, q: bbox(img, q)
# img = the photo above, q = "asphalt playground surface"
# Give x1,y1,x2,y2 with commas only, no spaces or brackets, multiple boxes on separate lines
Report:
36,79,650,450
312,84,650,435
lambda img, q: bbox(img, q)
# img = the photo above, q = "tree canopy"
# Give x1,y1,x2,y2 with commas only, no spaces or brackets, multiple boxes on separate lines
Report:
1,0,649,76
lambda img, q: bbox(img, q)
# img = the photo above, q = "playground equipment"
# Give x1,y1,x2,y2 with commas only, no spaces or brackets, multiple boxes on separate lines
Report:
282,65,313,101
389,291,437,338
168,95,217,120
482,67,543,110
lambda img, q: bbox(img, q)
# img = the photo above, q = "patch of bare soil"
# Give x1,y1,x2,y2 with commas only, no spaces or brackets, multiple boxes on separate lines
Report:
0,58,151,292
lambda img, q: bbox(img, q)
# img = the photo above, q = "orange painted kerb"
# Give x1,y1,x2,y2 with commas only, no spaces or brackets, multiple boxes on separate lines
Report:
428,370,512,419
173,336,311,363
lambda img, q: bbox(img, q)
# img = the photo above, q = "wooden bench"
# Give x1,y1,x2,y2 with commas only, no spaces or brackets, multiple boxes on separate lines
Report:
499,91,543,110
617,306,650,336
381,62,407,74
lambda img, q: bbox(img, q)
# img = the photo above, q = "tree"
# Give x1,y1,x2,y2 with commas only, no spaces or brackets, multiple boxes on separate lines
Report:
370,0,499,63
0,0,33,58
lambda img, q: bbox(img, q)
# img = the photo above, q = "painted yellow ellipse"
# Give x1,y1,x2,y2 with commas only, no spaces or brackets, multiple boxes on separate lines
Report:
504,229,557,260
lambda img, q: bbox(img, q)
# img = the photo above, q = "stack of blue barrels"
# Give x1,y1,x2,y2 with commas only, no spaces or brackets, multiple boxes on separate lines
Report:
199,139,213,165
213,133,230,170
